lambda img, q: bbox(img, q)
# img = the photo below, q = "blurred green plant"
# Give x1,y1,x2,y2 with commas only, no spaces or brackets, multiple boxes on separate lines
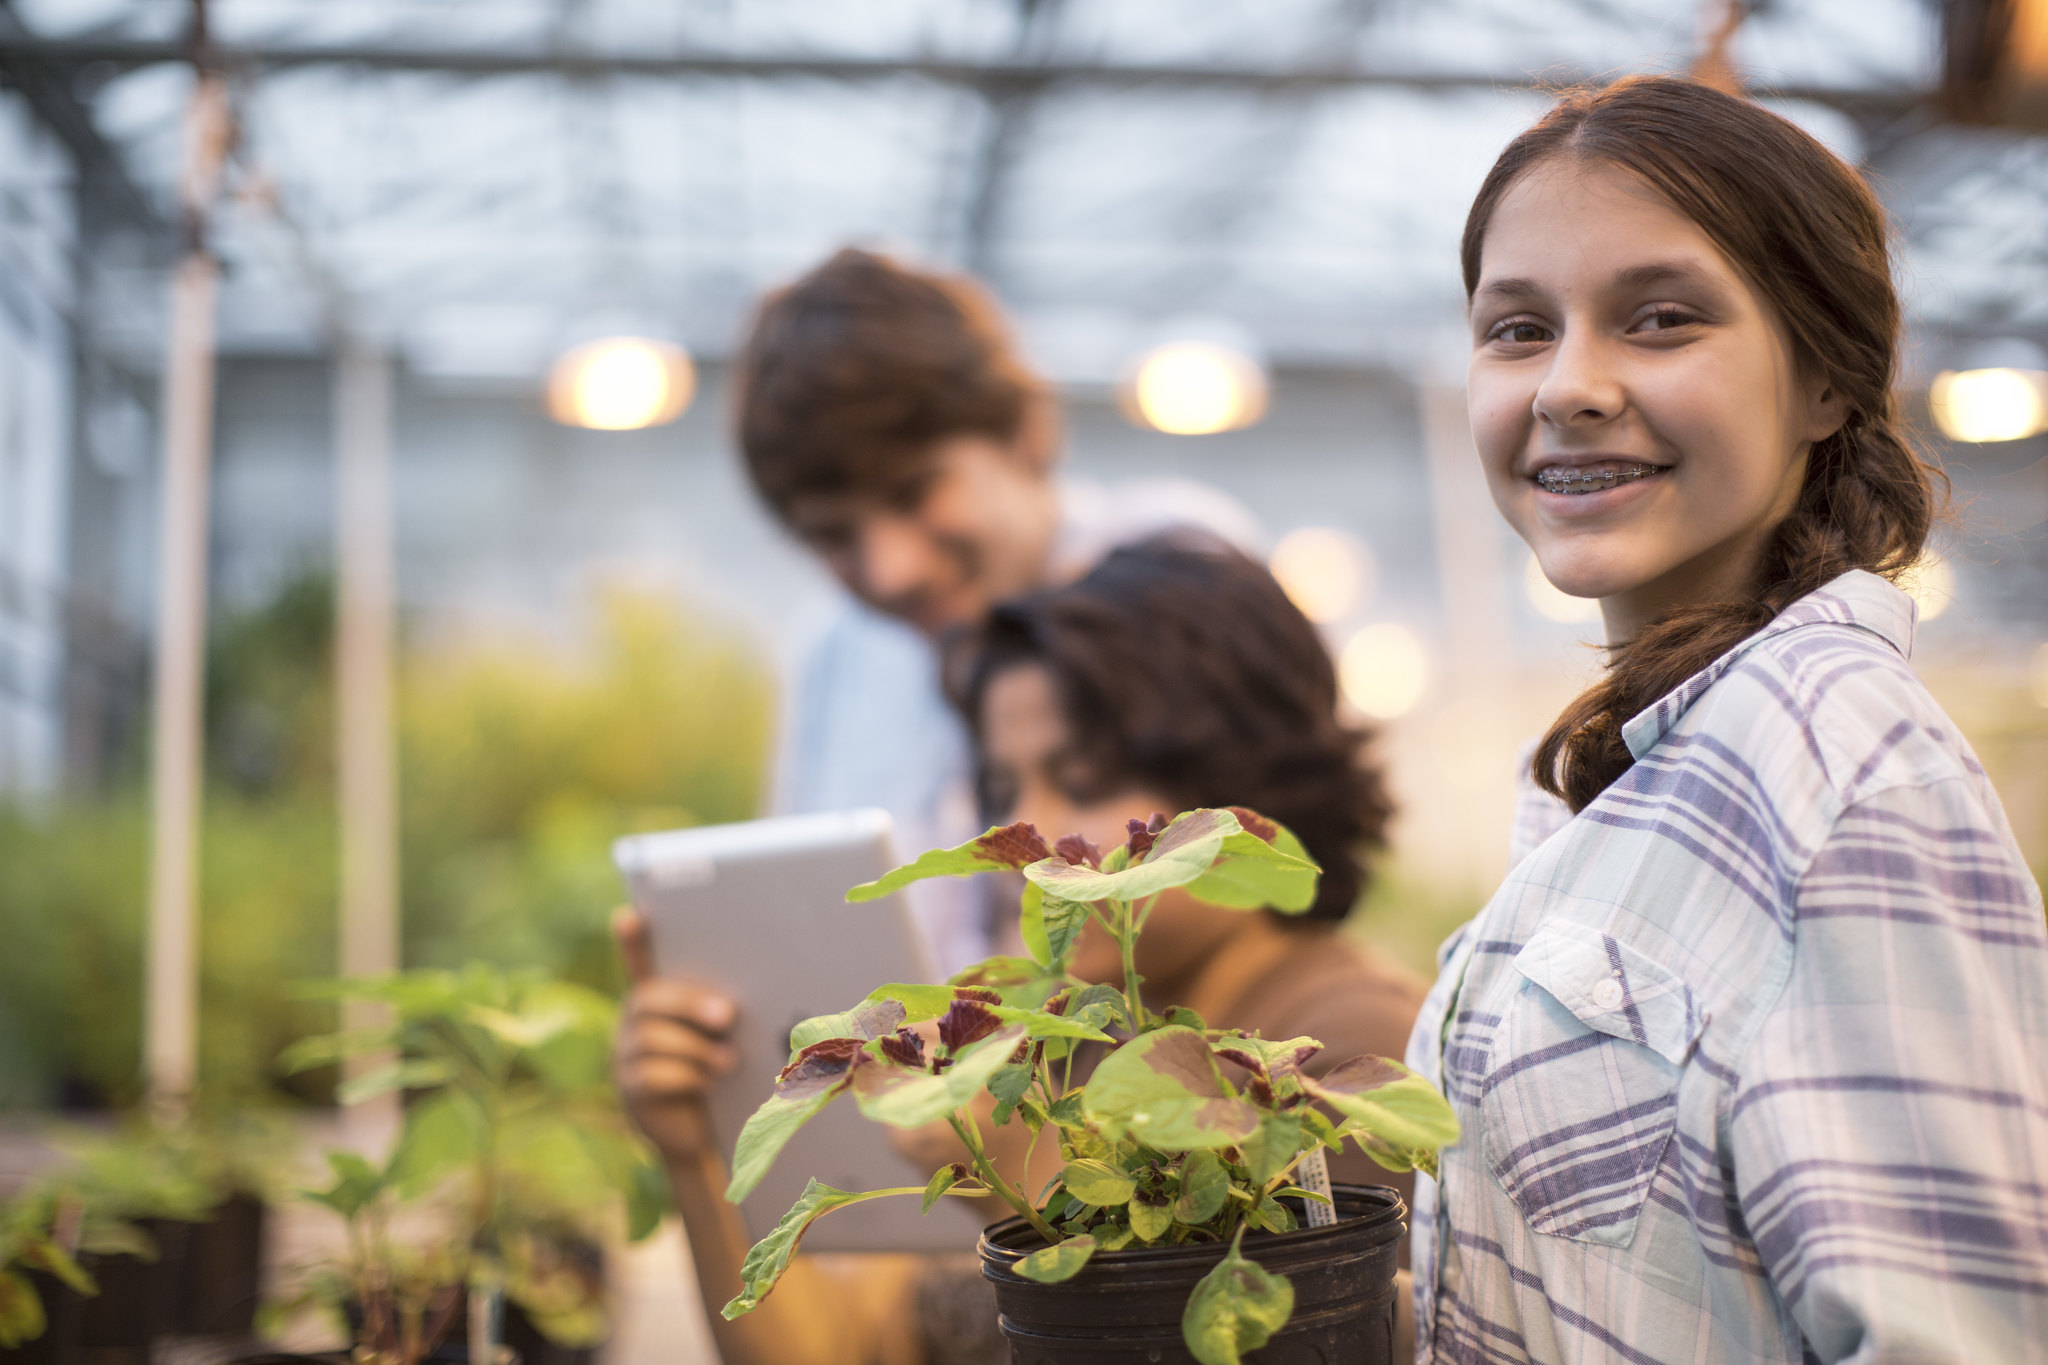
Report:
279,964,666,1356
0,1108,277,1347
0,575,771,1108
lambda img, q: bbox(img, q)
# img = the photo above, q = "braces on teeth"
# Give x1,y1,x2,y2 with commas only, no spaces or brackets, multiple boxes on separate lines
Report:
1536,464,1665,495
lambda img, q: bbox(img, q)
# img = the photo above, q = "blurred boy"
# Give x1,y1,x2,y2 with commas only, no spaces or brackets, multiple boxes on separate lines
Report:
734,248,1255,972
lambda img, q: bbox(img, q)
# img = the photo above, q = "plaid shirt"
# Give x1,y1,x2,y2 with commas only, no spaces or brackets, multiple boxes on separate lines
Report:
1407,570,2048,1364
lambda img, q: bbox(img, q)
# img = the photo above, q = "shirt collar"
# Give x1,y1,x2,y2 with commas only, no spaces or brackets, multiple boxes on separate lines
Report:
1619,569,1918,761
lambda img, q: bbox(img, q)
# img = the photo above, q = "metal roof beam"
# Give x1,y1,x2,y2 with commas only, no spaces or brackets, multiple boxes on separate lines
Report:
0,33,1925,122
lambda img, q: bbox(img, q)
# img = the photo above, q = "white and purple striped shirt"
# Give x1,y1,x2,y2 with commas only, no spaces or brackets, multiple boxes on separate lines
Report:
1407,570,2048,1363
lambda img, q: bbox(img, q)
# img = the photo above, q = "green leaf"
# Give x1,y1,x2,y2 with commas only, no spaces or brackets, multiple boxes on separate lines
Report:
1173,1151,1230,1225
1083,1027,1262,1150
627,1157,671,1241
1061,1159,1136,1206
997,1006,1113,1044
1015,1235,1097,1284
1094,1222,1135,1251
865,983,980,1023
988,1063,1035,1125
1181,1228,1296,1365
1020,883,1091,969
1128,1198,1173,1243
18,1238,93,1296
722,1180,922,1317
388,1091,482,1195
1247,1195,1297,1234
727,1044,869,1201
1211,1034,1324,1080
335,1058,454,1107
1022,809,1238,904
846,822,1053,903
1297,1056,1461,1154
851,1025,1028,1128
1184,823,1320,913
788,998,908,1057
1271,1186,1331,1207
0,1269,47,1348
1239,1112,1306,1187
275,1027,393,1075
922,1163,969,1214
302,1149,390,1220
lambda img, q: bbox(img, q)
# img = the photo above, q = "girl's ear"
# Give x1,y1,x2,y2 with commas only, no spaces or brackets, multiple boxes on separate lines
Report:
1803,378,1851,444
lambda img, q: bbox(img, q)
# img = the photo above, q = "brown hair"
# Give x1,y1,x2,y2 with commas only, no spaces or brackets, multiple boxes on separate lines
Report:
1461,76,1941,812
947,536,1395,924
732,247,1052,519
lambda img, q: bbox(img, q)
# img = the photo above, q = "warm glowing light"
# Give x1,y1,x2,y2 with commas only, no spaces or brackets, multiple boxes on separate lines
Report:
547,337,695,430
1270,527,1374,624
1523,554,1601,624
1127,342,1268,435
1338,623,1428,720
2030,643,2048,710
1929,368,2048,443
1897,552,1957,622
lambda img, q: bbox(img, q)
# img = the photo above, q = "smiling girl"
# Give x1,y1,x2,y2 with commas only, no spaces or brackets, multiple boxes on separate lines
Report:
1410,78,2048,1363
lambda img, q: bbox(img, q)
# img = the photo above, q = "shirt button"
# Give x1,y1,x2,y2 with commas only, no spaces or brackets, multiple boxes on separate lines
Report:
1592,977,1625,1011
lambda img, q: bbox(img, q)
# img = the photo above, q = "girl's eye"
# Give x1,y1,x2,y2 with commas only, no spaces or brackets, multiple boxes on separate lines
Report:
1632,307,1698,333
1488,318,1553,345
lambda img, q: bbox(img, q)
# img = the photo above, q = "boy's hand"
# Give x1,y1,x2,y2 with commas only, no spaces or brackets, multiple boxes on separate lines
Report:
613,907,740,1164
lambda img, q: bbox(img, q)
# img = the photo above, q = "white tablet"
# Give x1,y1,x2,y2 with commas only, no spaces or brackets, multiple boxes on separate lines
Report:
612,809,988,1253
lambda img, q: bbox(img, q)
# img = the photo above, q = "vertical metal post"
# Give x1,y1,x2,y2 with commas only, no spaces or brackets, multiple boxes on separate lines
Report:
143,64,229,1108
334,339,400,1132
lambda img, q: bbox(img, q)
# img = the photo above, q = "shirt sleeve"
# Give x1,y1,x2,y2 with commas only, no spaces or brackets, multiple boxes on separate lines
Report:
1728,776,2048,1363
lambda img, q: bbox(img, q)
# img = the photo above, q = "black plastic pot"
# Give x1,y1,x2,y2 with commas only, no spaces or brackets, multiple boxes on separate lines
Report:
980,1184,1404,1364
0,1196,268,1365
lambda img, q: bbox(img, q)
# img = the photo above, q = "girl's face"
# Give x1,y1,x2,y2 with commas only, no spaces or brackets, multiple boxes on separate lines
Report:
1466,159,1847,642
978,663,1247,993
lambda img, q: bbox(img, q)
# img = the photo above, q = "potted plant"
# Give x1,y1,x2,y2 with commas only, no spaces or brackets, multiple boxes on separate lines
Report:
722,807,1460,1364
272,965,667,1365
0,1174,156,1361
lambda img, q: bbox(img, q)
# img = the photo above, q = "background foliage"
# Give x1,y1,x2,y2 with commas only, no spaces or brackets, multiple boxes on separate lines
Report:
0,577,773,1108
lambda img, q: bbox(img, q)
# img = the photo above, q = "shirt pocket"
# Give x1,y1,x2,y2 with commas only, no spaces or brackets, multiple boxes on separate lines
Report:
1479,920,1706,1248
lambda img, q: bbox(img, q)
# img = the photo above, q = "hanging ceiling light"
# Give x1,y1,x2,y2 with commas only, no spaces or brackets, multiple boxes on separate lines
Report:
1269,527,1375,625
1124,340,1269,436
1928,367,2048,443
1338,623,1429,720
547,337,695,431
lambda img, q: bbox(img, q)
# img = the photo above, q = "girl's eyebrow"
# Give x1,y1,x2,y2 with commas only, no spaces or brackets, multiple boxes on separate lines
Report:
1473,275,1542,304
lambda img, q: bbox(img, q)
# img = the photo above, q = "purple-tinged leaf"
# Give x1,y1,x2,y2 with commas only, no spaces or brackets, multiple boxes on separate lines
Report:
937,999,1002,1053
845,822,1051,904
1083,1026,1262,1150
1125,818,1156,861
878,1029,926,1070
1054,833,1103,869
852,1024,1030,1128
1212,1034,1324,1081
977,821,1056,867
1225,807,1279,842
1297,1055,1461,1155
729,1040,873,1201
788,998,908,1059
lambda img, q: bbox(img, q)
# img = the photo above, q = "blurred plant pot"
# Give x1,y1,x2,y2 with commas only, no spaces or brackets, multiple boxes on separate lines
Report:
0,1197,268,1365
979,1184,1405,1365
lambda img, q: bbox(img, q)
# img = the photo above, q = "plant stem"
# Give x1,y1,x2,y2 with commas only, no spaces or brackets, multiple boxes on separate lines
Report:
1117,899,1145,1029
950,1112,1059,1244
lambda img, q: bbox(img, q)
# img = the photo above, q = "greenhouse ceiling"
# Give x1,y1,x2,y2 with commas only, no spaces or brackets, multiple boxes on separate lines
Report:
3,0,2043,382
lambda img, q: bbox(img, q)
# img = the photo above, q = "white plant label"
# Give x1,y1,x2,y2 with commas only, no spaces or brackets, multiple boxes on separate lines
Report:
1297,1147,1336,1228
